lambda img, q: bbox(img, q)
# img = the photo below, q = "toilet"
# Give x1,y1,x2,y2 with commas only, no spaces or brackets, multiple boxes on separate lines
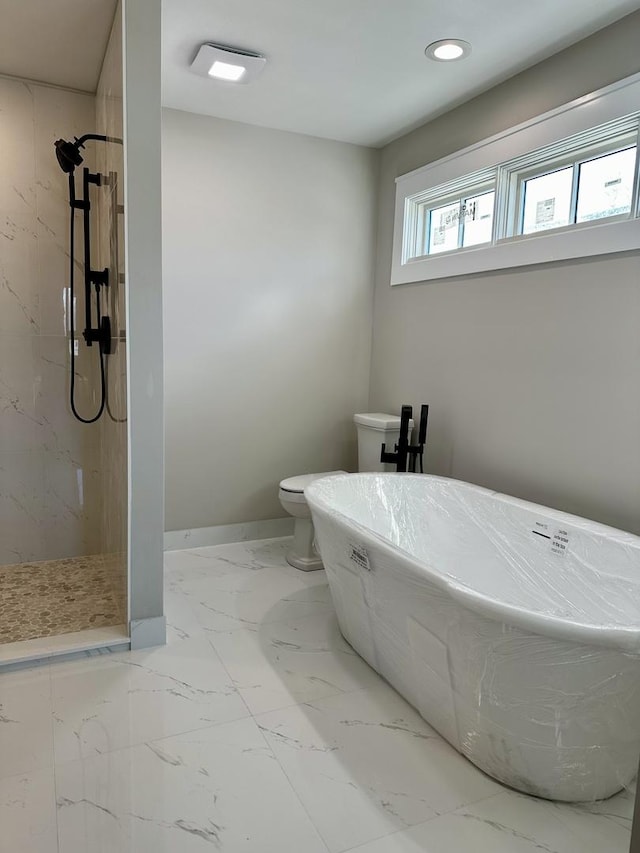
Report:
278,413,413,571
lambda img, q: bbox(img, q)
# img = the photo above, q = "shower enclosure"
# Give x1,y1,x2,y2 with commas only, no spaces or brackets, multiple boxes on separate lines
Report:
0,4,128,654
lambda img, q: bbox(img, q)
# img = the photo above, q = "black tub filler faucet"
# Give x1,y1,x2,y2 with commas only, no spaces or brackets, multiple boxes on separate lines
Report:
380,404,429,473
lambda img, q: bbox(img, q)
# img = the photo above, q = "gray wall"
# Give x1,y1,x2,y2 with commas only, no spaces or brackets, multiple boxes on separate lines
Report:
370,11,640,534
162,110,378,532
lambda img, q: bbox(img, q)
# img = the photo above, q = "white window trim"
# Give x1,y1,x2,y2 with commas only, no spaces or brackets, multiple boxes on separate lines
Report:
391,72,640,286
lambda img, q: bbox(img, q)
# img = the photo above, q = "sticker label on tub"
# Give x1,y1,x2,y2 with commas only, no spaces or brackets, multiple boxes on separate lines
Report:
531,523,569,556
551,528,570,556
349,543,371,572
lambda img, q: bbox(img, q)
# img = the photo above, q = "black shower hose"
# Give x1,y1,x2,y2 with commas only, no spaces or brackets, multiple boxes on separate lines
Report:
68,202,106,423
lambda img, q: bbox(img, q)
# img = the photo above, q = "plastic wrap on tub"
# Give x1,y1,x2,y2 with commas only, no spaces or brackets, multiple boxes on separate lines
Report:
306,472,640,802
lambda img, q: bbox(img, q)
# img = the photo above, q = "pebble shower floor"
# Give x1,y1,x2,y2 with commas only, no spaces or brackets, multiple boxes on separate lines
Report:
0,555,125,644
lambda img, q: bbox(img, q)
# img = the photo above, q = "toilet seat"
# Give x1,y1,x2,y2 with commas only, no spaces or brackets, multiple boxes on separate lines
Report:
279,471,345,502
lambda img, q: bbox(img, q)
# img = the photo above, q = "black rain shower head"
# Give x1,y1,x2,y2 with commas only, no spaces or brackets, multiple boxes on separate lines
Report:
54,137,84,173
54,133,123,174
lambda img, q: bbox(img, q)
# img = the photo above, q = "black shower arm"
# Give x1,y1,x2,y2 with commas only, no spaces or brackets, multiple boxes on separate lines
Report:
75,133,123,149
65,131,122,208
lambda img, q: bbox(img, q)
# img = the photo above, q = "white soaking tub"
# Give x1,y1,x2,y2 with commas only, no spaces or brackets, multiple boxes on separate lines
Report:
305,473,640,802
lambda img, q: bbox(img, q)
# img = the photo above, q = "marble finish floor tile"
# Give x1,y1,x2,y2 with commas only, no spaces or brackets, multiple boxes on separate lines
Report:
55,716,328,853
0,768,58,853
0,554,125,644
179,561,331,633
257,682,502,852
164,538,292,584
547,783,636,853
0,665,54,779
0,537,636,852
51,636,249,763
208,608,381,715
164,588,207,645
342,788,633,853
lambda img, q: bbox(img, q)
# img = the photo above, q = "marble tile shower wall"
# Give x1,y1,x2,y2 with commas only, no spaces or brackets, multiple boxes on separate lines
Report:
95,3,128,611
0,78,103,565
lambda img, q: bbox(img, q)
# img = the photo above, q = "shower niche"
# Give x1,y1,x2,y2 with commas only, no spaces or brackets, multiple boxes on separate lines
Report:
0,3,128,654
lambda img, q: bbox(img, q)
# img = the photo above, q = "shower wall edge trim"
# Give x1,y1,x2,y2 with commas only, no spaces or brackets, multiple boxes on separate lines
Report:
130,615,166,650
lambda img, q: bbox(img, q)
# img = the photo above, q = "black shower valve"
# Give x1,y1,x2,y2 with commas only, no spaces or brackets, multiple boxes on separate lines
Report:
89,267,109,287
83,317,112,354
70,197,89,211
83,327,101,347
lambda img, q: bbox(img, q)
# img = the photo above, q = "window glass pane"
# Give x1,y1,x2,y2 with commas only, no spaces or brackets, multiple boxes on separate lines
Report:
461,191,495,247
576,146,636,223
428,201,460,254
521,167,573,234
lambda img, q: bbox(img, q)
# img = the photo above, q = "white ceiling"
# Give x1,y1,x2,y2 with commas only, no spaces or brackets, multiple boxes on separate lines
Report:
0,1,635,142
0,0,118,92
162,0,640,147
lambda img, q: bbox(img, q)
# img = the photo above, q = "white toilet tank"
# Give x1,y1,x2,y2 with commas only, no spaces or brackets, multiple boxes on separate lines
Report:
354,413,414,472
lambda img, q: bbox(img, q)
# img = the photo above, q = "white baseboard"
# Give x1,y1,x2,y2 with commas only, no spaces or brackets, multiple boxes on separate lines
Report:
164,517,294,552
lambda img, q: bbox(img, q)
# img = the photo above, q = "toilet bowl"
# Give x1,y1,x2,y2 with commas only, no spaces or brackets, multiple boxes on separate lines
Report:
278,412,415,571
279,472,345,570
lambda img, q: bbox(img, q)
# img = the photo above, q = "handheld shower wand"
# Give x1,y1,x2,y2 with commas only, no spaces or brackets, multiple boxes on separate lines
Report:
54,133,123,423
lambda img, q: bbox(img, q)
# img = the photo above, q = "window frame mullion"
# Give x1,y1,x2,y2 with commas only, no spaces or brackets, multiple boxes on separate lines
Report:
457,199,466,248
630,123,640,218
568,162,580,225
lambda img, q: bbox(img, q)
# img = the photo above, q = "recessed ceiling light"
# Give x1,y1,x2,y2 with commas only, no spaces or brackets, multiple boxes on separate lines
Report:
191,43,267,84
425,39,472,62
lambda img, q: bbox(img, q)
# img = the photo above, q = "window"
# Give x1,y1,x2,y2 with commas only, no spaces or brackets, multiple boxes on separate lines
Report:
576,146,636,223
500,119,638,239
392,72,640,285
404,168,496,261
521,167,573,234
405,117,639,260
518,144,637,234
462,191,495,247
425,190,495,254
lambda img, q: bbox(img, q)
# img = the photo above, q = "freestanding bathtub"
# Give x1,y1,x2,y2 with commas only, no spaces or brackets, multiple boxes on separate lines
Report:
305,473,640,802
